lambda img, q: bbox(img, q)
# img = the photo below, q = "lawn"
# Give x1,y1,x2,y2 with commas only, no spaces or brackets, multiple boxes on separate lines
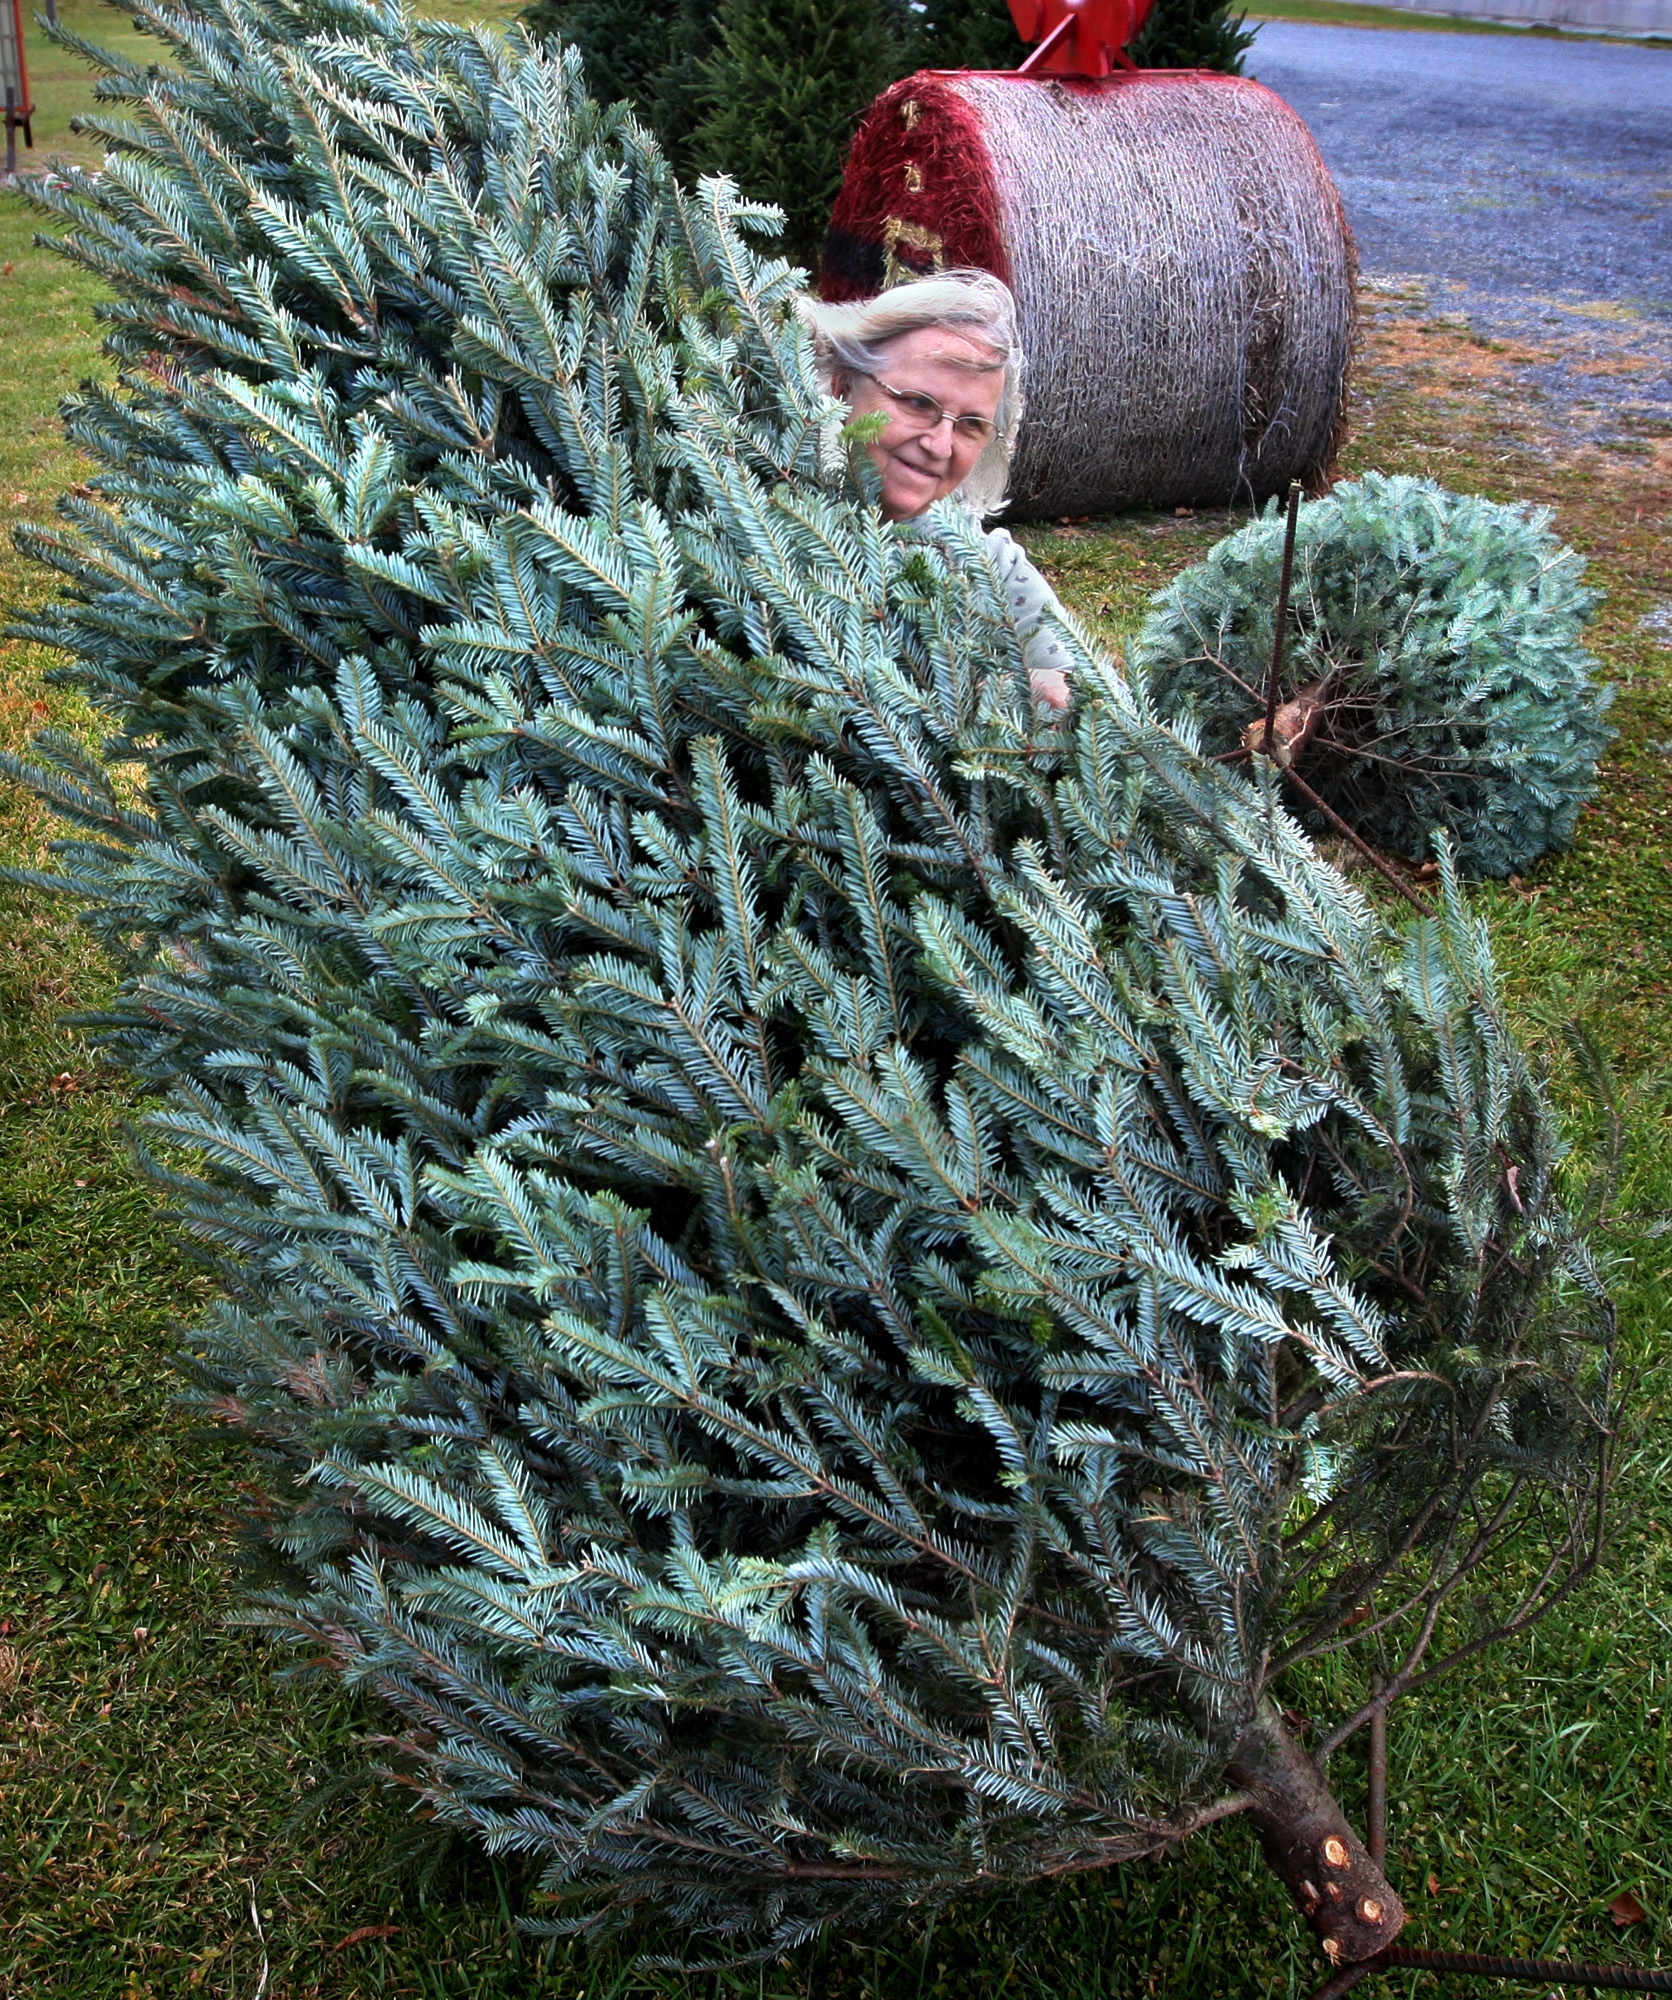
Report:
1244,0,1622,40
0,4,1669,1997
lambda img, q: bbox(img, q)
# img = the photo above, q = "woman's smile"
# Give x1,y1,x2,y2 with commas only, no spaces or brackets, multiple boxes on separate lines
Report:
837,326,1007,522
815,270,1071,713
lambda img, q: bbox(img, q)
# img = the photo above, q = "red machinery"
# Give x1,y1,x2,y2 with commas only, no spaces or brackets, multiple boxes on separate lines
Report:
1007,0,1159,77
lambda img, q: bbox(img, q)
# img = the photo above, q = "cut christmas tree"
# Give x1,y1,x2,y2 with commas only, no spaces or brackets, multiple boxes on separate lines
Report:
9,0,1615,1968
1135,479,1615,880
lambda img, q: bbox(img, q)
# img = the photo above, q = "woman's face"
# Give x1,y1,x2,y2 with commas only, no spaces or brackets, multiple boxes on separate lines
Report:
837,326,1005,521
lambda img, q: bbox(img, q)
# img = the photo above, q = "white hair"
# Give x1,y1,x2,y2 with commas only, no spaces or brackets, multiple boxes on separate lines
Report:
798,269,1024,521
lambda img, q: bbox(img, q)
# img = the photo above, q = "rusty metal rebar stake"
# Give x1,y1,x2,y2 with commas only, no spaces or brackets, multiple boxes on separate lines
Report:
1261,481,1303,758
1309,1946,1672,1997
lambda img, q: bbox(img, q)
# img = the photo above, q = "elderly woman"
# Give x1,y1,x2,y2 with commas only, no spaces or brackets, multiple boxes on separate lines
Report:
802,270,1072,713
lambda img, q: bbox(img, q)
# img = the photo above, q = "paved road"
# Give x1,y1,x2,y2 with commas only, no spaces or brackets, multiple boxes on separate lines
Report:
1249,21,1672,378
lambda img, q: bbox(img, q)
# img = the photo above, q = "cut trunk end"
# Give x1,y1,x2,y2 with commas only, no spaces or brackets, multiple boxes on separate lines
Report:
1229,1701,1405,1964
1244,678,1328,771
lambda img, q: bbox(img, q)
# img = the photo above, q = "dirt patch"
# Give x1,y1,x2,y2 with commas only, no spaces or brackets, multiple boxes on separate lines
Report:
1359,275,1672,453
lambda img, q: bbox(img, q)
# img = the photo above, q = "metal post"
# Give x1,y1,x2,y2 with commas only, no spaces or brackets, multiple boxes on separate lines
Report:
1311,1949,1672,1998
46,0,59,27
5,88,15,180
1382,1948,1672,1991
1260,481,1303,756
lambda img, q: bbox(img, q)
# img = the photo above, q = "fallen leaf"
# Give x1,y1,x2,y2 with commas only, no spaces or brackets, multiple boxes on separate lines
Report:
1609,1889,1647,1927
1427,1872,1440,1895
335,1924,401,1950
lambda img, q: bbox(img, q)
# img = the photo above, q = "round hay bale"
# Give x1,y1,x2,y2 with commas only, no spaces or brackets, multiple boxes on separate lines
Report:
822,71,1357,519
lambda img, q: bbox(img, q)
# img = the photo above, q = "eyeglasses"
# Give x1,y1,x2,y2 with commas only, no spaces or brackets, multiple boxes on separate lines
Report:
857,374,1001,447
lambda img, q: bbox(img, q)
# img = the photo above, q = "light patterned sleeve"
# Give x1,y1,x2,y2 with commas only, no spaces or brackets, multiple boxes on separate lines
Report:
982,526,1073,711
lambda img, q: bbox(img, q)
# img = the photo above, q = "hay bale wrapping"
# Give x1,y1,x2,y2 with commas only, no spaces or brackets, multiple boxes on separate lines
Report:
823,71,1357,518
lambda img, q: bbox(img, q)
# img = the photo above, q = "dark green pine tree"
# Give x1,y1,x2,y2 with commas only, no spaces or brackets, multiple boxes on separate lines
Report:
907,0,1025,72
11,0,1616,1967
517,0,719,171
693,0,903,266
905,0,1254,75
1131,0,1257,72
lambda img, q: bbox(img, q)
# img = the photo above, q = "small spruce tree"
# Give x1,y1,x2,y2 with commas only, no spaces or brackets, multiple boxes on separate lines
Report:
907,0,1024,72
1131,0,1256,73
1134,478,1615,879
902,0,1256,75
11,0,1614,1965
694,0,902,266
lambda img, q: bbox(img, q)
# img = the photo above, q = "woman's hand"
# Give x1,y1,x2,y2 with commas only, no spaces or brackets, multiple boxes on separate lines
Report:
1030,667,1071,713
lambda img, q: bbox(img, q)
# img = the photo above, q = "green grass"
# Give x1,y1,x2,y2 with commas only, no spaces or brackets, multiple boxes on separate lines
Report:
1244,0,1672,41
2,13,1672,1995
1249,0,1549,38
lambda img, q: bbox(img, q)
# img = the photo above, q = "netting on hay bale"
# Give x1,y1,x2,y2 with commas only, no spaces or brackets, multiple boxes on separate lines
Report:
823,71,1357,519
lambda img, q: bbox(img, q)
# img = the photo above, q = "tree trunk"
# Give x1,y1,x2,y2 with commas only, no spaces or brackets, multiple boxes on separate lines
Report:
1242,677,1329,770
1228,1699,1405,1965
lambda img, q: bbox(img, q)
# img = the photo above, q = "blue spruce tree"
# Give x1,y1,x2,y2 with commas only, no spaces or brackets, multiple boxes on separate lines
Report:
9,0,1614,1966
1135,479,1614,880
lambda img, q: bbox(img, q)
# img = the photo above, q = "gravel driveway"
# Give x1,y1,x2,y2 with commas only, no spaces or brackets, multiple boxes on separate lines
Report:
1248,20,1672,432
